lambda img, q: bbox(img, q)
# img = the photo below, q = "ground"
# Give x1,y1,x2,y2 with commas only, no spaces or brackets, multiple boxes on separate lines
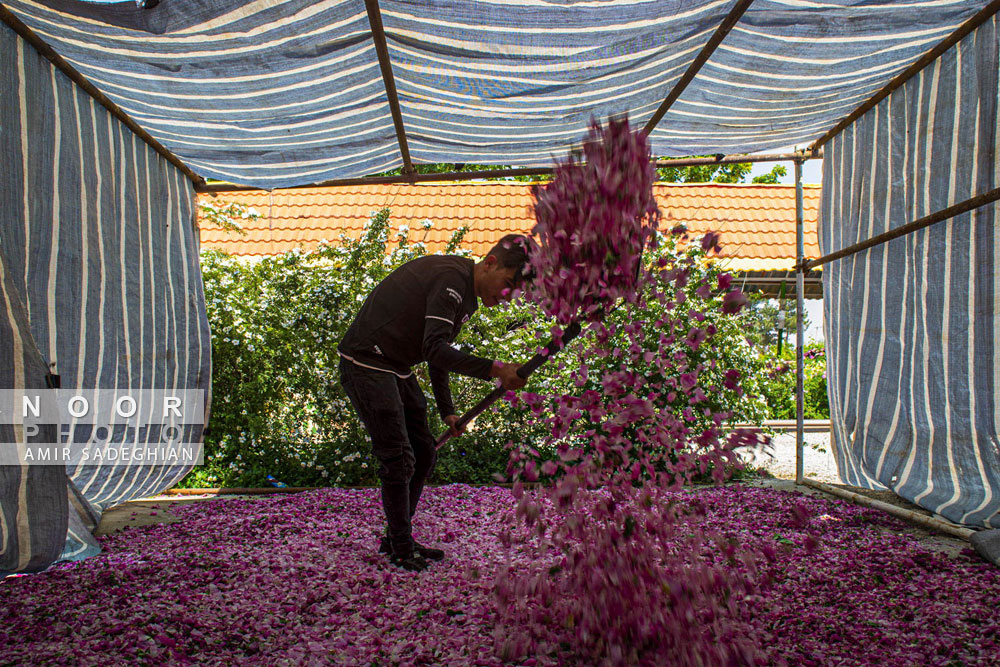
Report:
5,484,999,666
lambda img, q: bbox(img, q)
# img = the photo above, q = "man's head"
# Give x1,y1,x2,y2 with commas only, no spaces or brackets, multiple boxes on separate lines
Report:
474,234,532,307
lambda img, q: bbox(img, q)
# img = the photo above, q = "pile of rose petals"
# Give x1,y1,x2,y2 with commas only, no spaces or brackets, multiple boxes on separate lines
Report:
1,485,998,666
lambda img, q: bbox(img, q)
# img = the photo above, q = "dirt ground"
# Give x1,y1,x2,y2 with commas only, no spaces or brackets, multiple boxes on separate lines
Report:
96,498,204,536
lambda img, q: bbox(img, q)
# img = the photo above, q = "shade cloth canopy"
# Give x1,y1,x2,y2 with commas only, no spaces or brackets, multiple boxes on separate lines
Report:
4,0,993,189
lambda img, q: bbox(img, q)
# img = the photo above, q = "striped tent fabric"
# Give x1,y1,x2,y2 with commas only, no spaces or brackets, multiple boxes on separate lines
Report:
0,250,67,575
0,22,212,574
1,0,993,189
819,16,1000,528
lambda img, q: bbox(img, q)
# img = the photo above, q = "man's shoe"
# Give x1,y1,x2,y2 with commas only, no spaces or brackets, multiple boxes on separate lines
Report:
379,536,445,561
388,551,429,572
413,542,445,561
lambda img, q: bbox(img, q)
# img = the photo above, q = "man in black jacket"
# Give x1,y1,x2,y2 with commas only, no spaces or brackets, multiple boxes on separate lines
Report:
338,234,530,571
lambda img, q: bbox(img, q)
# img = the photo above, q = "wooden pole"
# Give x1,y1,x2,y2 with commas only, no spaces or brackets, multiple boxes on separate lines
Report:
197,150,821,193
800,187,1000,271
643,0,756,135
801,479,974,541
364,0,415,176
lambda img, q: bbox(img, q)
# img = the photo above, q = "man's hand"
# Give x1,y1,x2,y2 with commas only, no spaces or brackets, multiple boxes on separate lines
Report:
443,414,466,438
491,361,526,391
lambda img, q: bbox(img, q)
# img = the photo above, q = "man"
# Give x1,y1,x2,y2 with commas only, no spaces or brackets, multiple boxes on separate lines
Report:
338,234,530,571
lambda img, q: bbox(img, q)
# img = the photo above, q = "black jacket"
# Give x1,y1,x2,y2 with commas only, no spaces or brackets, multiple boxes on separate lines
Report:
338,255,493,419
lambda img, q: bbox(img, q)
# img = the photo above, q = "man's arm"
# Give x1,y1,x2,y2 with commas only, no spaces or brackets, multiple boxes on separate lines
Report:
428,363,456,422
423,272,527,426
429,360,528,423
422,272,493,380
490,360,527,390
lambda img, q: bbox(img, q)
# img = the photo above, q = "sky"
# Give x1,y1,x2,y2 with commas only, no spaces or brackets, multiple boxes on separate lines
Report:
797,300,825,344
747,153,823,185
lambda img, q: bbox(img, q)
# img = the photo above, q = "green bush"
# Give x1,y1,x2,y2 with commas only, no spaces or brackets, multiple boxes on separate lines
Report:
756,342,829,419
183,209,773,488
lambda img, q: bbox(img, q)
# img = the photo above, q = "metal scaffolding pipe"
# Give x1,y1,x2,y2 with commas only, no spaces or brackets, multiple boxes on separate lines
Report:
794,159,806,484
800,187,1000,271
196,150,821,193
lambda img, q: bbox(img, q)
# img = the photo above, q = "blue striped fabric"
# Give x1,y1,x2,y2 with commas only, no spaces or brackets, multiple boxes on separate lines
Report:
1,22,212,573
0,249,68,576
2,0,992,189
820,17,999,528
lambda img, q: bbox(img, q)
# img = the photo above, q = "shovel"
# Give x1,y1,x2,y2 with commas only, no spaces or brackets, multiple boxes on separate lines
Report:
435,319,583,449
435,248,645,450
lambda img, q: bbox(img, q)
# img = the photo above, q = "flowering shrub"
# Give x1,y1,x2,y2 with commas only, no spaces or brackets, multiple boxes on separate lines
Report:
198,199,259,235
191,205,770,488
191,208,457,488
3,485,998,666
757,342,830,419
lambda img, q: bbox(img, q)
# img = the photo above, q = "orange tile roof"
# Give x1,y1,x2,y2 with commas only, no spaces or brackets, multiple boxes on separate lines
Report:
197,182,821,273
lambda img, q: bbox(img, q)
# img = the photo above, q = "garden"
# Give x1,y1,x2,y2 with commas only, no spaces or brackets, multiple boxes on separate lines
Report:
187,204,825,491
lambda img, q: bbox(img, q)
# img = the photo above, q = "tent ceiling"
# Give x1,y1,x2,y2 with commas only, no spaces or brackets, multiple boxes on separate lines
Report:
2,0,994,189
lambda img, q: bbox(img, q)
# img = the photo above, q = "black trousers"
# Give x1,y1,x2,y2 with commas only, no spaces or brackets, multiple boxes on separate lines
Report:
338,358,438,554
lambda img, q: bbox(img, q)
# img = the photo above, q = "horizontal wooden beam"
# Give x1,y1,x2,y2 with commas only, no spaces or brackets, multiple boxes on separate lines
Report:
801,187,1000,271
655,151,819,170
